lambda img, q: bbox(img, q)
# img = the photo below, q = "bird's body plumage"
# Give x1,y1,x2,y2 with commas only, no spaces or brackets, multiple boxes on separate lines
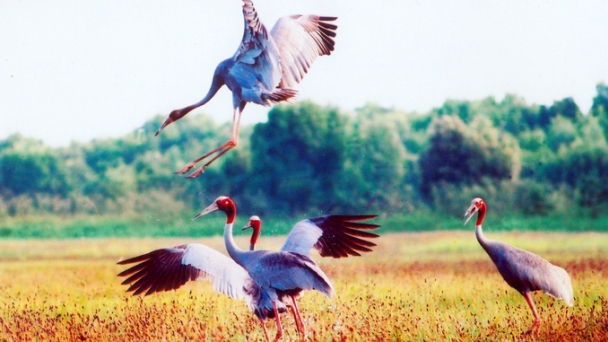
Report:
463,197,573,337
156,0,337,178
248,251,334,300
476,229,573,306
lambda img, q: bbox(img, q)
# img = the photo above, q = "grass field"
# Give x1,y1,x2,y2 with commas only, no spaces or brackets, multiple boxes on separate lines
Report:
3,213,608,239
1,231,607,341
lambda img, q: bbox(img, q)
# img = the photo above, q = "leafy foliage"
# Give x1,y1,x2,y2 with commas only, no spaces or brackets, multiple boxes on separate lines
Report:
1,85,608,232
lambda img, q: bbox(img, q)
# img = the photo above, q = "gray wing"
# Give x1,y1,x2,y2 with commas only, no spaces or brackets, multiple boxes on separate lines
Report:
281,215,380,258
117,244,250,299
251,252,334,299
270,15,337,89
233,0,281,91
491,242,574,305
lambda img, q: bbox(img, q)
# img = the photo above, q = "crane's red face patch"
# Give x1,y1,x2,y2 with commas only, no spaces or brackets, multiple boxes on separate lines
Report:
215,196,236,224
462,197,487,226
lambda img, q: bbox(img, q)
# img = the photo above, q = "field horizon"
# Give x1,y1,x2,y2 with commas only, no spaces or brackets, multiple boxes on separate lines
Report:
2,212,608,239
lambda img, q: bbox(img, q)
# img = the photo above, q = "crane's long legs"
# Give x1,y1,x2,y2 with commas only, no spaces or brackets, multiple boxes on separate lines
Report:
176,105,244,178
522,291,541,338
287,306,300,335
272,301,283,342
258,318,270,342
289,295,306,341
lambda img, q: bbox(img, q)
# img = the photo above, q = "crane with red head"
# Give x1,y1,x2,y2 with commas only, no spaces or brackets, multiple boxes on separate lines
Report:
156,0,338,178
462,197,573,337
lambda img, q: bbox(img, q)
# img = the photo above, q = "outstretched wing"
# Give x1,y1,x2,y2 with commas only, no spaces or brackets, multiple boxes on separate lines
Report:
233,0,281,91
117,244,249,299
270,15,337,89
281,215,380,258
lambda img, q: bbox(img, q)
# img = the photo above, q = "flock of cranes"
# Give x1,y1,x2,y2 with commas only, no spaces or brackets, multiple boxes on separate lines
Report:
118,195,574,341
117,1,575,341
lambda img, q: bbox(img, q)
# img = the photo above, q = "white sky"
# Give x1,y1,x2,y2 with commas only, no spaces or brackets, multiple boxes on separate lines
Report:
1,0,607,146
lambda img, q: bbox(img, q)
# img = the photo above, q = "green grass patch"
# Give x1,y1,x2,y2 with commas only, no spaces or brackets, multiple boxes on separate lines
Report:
1,211,607,239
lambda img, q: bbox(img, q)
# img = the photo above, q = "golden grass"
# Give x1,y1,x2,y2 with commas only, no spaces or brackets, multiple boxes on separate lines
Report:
0,231,607,341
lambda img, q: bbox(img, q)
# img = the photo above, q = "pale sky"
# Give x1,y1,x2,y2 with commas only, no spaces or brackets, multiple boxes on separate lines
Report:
2,0,607,146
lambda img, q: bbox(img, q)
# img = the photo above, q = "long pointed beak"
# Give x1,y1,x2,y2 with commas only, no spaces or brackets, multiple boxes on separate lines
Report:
242,222,252,231
155,118,173,137
193,202,219,220
461,205,478,225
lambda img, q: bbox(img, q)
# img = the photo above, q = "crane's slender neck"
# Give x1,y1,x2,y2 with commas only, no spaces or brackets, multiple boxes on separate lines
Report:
199,74,225,106
178,74,225,118
224,222,247,266
249,222,260,251
474,204,491,251
217,199,247,266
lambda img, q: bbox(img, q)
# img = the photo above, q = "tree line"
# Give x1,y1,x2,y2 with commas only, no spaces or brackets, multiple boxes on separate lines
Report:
1,84,607,221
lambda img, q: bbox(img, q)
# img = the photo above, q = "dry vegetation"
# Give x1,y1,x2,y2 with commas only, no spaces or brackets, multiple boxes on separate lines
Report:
1,232,607,341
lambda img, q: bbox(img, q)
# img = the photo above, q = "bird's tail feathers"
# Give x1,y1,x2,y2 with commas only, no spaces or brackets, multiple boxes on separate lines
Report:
265,89,298,103
544,265,574,306
301,259,334,299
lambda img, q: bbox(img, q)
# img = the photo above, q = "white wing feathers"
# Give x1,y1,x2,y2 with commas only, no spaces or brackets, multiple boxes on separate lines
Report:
182,244,250,299
281,219,323,257
118,244,250,300
234,1,337,92
271,15,337,89
280,215,380,258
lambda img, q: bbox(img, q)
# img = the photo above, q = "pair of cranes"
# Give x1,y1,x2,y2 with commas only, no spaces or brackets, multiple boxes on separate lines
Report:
118,0,574,340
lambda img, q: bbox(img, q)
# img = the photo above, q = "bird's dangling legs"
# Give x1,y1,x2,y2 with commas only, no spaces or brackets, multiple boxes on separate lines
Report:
272,301,284,342
287,306,301,336
522,292,541,339
289,295,306,341
258,318,270,342
177,104,245,178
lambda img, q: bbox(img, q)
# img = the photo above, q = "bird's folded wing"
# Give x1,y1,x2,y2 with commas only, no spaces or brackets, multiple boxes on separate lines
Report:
281,215,380,258
117,244,249,299
253,252,333,298
270,15,337,89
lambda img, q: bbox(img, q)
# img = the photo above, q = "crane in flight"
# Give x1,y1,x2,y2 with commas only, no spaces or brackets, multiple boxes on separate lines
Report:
462,197,573,337
155,0,338,178
118,196,379,341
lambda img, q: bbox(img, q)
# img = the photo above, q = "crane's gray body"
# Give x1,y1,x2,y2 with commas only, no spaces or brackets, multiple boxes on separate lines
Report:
476,227,574,306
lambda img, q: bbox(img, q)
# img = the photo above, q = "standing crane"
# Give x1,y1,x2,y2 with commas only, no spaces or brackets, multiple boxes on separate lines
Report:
118,196,379,341
155,0,338,178
462,197,573,337
241,213,380,337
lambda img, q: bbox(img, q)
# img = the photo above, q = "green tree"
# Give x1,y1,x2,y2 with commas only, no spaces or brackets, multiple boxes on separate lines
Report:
0,136,72,198
591,83,608,141
339,119,412,213
418,115,519,202
247,102,348,215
